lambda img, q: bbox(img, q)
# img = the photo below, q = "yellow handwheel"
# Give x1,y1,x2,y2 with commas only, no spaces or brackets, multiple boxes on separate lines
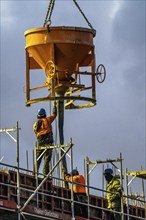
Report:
45,60,55,79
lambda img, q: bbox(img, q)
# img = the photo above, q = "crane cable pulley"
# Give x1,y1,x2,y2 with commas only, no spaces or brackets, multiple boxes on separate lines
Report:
43,0,96,35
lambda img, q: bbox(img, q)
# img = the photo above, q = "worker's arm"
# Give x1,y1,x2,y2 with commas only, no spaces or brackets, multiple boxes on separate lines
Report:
52,101,57,115
47,101,57,122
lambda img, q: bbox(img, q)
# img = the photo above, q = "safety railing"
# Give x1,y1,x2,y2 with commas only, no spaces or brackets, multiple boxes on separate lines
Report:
0,168,146,220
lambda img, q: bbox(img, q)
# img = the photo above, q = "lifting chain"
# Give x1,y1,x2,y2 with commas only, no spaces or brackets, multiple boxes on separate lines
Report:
73,0,96,35
43,0,55,27
43,0,96,35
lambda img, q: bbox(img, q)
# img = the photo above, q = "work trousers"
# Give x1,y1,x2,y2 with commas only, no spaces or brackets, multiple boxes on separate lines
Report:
74,193,88,218
36,145,52,176
104,207,121,220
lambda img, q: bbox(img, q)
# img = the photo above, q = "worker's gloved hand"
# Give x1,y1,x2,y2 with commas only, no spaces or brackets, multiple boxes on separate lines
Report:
64,172,70,177
52,101,57,115
64,172,71,179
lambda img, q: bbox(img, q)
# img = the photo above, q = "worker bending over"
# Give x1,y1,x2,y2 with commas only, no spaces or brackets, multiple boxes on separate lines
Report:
65,169,88,218
104,168,123,220
33,101,57,177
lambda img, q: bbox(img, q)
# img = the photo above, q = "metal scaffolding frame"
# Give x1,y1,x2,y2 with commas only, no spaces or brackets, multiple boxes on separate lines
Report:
0,123,75,220
84,153,124,220
125,168,146,220
0,121,21,219
0,172,145,220
20,140,74,217
0,124,146,220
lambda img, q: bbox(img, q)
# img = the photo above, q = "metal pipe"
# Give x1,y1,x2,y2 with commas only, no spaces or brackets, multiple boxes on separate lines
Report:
120,153,124,220
102,164,104,198
20,212,28,220
141,166,145,203
70,138,75,220
88,158,122,164
20,141,72,212
85,156,90,219
16,121,21,220
56,152,60,186
26,150,29,174
125,168,130,220
0,170,145,219
34,141,39,208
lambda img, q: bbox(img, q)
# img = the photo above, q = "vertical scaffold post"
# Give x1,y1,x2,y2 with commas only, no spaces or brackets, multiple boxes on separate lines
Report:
70,138,75,220
85,156,90,219
102,164,105,198
16,121,21,220
26,149,29,174
34,141,39,208
120,153,124,220
20,140,73,213
125,167,130,220
0,122,21,219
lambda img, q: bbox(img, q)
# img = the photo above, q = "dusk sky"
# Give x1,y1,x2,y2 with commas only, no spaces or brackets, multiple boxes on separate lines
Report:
0,0,145,196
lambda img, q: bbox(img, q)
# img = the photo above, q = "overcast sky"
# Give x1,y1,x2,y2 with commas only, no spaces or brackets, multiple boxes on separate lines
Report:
0,0,145,195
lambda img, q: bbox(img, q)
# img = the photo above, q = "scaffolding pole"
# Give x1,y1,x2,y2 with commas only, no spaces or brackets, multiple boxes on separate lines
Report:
20,138,73,213
125,168,146,208
0,121,21,220
85,153,124,220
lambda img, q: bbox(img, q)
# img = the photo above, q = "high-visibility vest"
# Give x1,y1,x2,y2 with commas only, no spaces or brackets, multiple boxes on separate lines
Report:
71,175,86,193
106,177,122,209
34,115,56,137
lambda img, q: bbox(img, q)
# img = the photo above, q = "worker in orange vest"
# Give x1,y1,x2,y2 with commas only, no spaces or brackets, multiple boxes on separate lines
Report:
65,169,88,217
33,101,57,177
